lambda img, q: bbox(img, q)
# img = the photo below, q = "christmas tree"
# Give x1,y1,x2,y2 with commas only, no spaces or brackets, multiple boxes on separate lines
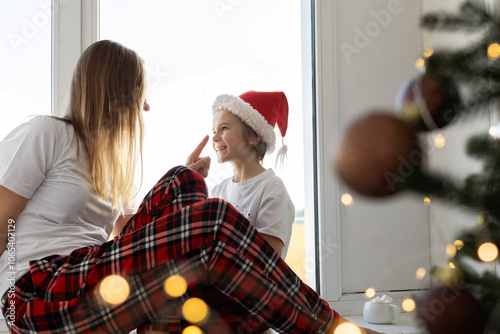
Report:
334,2,500,333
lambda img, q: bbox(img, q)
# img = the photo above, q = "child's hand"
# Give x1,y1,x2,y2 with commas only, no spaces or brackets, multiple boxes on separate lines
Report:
186,135,211,178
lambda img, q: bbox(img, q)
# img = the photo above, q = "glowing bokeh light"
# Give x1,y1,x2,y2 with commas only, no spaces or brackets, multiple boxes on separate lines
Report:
454,240,464,250
99,275,130,305
164,274,188,297
487,42,500,60
334,323,362,334
415,58,425,69
449,262,456,269
478,242,499,262
489,126,498,137
423,48,434,58
477,215,484,225
433,134,445,148
446,244,457,258
402,298,416,312
341,193,354,206
423,197,431,206
182,298,210,325
416,267,426,280
182,326,203,334
365,287,376,298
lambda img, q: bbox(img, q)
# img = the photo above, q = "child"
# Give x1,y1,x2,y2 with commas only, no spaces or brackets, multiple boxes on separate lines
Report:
211,90,295,258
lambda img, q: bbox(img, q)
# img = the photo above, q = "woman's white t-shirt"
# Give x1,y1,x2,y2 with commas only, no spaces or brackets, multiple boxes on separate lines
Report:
210,169,295,258
0,116,136,301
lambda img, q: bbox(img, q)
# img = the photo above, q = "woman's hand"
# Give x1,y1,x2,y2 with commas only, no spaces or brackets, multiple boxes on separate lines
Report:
186,135,211,178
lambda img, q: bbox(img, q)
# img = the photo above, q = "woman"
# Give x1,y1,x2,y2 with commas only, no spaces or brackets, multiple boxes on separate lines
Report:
0,40,381,334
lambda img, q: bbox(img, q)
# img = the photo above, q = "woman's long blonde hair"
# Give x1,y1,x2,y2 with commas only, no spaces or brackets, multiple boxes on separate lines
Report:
64,40,145,211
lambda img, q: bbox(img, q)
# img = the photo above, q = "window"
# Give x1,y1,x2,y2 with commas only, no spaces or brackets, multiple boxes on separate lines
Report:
100,0,310,281
315,0,432,311
0,0,51,138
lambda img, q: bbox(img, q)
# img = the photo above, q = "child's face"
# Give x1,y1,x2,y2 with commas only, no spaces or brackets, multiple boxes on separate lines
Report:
212,109,258,164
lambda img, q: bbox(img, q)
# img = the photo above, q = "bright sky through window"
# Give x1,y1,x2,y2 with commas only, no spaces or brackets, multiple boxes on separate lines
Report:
100,0,306,212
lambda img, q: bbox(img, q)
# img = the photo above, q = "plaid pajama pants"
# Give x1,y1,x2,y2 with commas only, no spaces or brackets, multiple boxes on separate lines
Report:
2,166,339,333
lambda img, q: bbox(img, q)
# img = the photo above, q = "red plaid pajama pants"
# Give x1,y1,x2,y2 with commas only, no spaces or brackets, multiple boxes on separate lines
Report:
2,166,339,333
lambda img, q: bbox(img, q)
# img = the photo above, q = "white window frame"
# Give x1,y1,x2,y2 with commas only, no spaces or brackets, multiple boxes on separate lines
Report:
52,0,99,116
311,0,340,300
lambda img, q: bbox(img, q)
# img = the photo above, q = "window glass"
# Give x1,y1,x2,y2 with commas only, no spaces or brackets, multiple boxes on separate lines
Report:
100,0,308,280
0,0,51,137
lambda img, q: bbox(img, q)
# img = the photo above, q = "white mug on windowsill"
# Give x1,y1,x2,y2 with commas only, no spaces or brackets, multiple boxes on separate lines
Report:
363,300,400,324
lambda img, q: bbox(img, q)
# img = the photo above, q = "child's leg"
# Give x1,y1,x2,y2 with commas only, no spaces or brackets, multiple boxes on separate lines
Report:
5,198,338,334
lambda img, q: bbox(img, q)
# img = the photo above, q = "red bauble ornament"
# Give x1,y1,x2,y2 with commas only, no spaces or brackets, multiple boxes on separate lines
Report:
417,286,487,334
334,112,422,197
395,73,460,131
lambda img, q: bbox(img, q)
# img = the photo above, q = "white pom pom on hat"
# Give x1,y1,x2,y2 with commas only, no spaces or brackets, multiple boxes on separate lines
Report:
212,90,289,154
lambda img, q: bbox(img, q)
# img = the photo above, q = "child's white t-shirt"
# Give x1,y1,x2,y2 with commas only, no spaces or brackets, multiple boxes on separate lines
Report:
210,169,295,258
0,116,137,303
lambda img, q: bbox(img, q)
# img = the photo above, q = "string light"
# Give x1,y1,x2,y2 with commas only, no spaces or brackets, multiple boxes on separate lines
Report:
434,266,459,285
182,298,210,325
164,275,188,298
334,323,362,334
477,215,485,225
423,48,434,58
416,267,426,280
489,125,498,137
449,262,456,269
415,58,425,69
453,240,464,250
478,242,499,262
341,193,354,206
487,42,500,60
99,275,130,305
423,197,431,206
446,244,457,258
402,298,416,312
365,287,376,298
182,326,203,334
433,134,445,148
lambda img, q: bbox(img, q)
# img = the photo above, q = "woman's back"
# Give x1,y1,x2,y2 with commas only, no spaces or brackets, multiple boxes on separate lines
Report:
0,116,120,297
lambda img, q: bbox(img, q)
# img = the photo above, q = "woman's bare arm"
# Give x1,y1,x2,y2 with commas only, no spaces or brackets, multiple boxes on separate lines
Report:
109,214,134,240
0,185,28,257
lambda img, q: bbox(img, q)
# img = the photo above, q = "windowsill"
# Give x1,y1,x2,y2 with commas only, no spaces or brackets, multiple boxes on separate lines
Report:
344,313,425,334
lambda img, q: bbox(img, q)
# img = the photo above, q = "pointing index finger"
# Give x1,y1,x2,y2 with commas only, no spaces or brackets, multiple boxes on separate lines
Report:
191,135,210,158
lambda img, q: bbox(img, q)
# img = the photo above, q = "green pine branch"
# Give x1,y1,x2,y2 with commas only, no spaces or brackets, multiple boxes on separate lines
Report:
422,1,494,31
416,1,500,325
452,257,500,314
405,169,482,210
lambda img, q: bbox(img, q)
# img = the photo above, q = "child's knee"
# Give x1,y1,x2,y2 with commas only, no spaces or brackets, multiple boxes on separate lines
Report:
157,166,206,190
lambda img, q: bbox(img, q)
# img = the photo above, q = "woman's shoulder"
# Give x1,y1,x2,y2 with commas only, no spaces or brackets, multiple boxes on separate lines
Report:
16,115,68,135
10,116,75,154
27,115,69,129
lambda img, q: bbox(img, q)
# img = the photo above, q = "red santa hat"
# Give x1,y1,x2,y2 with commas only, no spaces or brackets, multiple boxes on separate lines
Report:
212,90,289,154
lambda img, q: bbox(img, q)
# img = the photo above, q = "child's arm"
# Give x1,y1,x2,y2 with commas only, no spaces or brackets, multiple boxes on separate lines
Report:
261,233,284,257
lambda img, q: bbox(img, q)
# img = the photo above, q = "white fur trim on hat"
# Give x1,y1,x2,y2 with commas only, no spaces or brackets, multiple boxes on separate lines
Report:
212,94,276,154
